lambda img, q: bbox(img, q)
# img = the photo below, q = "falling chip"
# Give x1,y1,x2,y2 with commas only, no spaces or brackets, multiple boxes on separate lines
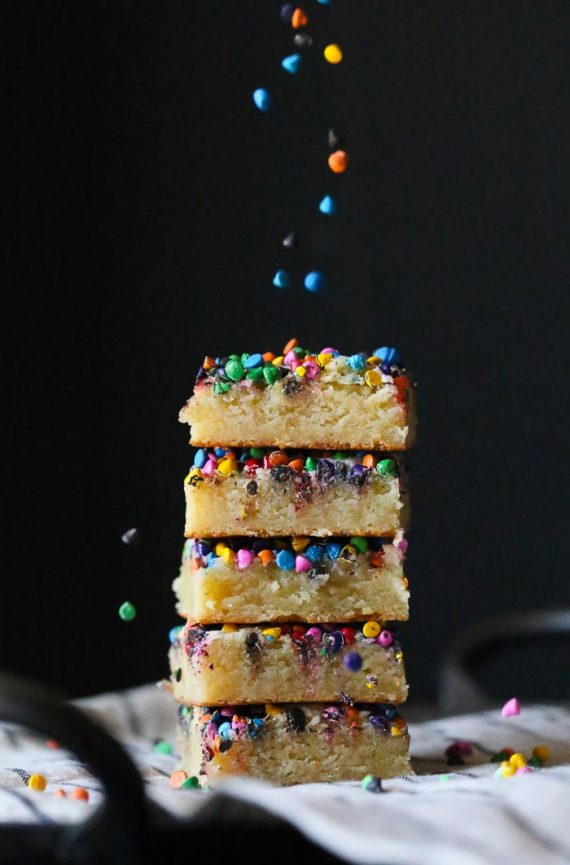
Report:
282,232,299,249
294,33,313,49
328,128,344,149
121,528,140,546
282,54,302,74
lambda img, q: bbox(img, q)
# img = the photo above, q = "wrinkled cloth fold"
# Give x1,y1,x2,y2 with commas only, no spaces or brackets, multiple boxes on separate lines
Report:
0,684,569,865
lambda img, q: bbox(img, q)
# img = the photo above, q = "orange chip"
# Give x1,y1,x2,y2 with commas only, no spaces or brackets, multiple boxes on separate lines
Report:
291,8,308,28
328,150,349,173
288,458,304,472
202,356,216,370
70,787,89,802
54,788,67,798
268,451,289,467
362,454,376,468
369,552,384,568
263,352,275,362
283,337,298,354
258,549,274,565
170,770,187,789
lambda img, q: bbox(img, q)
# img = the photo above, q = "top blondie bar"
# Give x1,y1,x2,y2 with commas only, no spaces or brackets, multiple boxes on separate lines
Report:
180,339,416,450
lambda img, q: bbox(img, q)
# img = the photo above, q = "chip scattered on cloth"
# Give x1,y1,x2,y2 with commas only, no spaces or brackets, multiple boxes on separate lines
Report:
0,685,569,865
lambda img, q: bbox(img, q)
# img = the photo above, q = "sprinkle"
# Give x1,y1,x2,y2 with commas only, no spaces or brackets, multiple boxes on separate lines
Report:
347,353,366,371
377,630,394,648
350,536,368,553
501,697,521,718
304,271,325,292
262,627,282,641
373,346,400,364
154,740,173,755
28,774,47,792
169,626,182,644
343,651,363,672
258,549,274,566
121,528,140,546
291,536,310,552
224,358,245,381
243,353,263,369
362,620,381,638
328,128,343,149
324,44,343,64
273,270,291,289
276,549,296,570
286,706,307,732
532,745,550,763
500,761,517,778
282,232,299,249
376,458,397,477
319,195,337,215
282,54,302,74
328,150,349,173
509,753,527,768
291,8,308,28
439,774,450,782
361,774,383,793
181,775,200,789
70,787,89,802
54,789,67,797
170,770,188,789
283,337,299,354
263,365,280,385
193,448,208,468
217,457,237,477
118,601,136,621
364,368,382,387
45,739,59,750
280,3,295,22
294,33,313,48
252,88,271,111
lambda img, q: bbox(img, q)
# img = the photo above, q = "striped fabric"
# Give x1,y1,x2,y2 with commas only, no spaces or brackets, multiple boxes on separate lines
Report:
1,685,569,865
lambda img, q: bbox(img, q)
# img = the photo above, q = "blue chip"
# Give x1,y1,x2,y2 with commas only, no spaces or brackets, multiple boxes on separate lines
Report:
347,353,366,371
253,88,271,111
218,722,233,739
282,53,302,74
325,541,343,560
276,549,296,570
305,544,324,563
214,447,226,457
168,626,182,644
273,269,290,289
319,195,337,215
244,353,263,369
193,448,208,468
304,271,325,292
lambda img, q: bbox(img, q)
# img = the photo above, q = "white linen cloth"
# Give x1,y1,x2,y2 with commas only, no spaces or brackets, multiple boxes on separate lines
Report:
0,684,569,865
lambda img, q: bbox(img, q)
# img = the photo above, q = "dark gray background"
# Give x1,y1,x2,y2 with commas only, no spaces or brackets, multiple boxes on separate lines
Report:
4,1,569,702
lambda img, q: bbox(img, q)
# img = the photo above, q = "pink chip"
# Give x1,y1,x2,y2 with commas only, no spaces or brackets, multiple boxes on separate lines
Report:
201,459,216,477
377,630,394,648
304,360,320,380
321,346,338,354
284,350,298,367
237,549,255,569
295,555,312,572
306,627,322,643
501,698,521,718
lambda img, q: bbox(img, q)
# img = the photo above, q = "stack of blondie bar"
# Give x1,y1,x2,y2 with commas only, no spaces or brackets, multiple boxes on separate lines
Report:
168,339,415,785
